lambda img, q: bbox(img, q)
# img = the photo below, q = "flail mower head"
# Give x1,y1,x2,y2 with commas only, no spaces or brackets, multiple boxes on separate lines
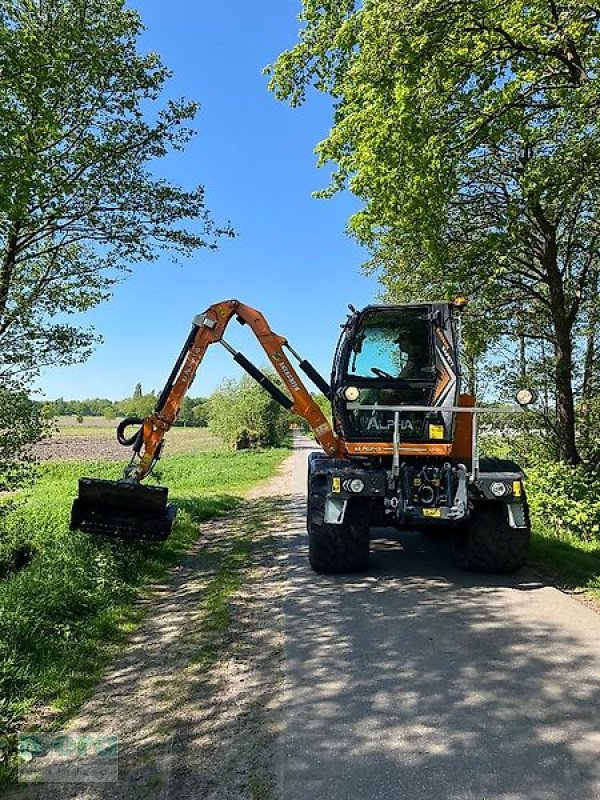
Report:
70,478,176,541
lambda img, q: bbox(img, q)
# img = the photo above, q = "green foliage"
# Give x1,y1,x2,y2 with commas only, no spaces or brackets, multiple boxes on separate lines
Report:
174,395,204,427
0,389,48,491
44,397,118,417
191,399,210,427
209,375,290,449
119,391,156,420
0,447,288,747
527,463,600,543
269,0,600,463
40,403,55,421
579,392,600,464
481,418,559,467
37,394,210,426
482,427,600,542
0,0,232,388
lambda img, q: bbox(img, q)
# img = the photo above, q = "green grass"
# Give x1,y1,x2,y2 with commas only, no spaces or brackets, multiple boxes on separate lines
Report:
0,447,288,779
530,529,600,601
523,462,600,604
188,499,276,670
248,773,276,800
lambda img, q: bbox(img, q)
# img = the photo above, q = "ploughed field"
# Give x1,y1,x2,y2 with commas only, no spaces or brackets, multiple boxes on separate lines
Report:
32,417,223,461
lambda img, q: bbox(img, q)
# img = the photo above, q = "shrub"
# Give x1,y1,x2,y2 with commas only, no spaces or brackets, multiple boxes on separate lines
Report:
208,375,289,449
526,462,600,543
479,413,558,469
119,392,156,420
191,399,210,427
578,394,600,466
0,390,48,492
480,429,600,543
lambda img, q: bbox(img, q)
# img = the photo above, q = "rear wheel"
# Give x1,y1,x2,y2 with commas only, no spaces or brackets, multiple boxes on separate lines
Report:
452,501,530,573
307,475,370,574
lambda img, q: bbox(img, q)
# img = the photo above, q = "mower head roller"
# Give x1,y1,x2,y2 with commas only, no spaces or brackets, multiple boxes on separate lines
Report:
70,478,176,541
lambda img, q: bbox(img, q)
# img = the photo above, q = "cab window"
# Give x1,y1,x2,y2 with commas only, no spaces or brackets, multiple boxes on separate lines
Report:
348,309,433,380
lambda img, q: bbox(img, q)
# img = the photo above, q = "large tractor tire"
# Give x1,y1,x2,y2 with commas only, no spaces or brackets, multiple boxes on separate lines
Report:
452,501,530,573
307,475,370,574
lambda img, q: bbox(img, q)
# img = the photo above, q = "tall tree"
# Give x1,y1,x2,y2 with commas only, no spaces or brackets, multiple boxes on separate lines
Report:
0,0,231,388
268,0,600,464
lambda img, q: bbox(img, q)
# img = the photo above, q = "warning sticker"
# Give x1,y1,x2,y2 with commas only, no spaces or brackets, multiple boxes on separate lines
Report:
429,424,445,440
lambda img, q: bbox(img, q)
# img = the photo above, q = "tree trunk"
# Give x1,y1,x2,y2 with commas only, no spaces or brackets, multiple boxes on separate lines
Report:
536,208,581,464
582,273,598,456
0,222,20,331
466,352,477,397
553,324,580,464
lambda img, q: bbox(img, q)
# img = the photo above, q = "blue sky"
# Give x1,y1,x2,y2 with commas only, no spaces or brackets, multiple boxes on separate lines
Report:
36,0,379,401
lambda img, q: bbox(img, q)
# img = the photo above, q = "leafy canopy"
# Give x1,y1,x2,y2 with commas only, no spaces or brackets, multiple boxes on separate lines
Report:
0,0,232,386
268,1,600,301
268,1,600,462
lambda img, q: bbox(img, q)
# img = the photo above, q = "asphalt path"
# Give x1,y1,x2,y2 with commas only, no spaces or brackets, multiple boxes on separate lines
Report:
279,439,600,800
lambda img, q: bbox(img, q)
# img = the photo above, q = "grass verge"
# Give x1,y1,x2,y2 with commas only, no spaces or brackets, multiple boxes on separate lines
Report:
524,464,600,605
530,530,600,603
0,447,288,781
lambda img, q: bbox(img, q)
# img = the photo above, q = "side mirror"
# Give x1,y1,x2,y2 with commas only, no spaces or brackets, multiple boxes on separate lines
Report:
515,389,538,407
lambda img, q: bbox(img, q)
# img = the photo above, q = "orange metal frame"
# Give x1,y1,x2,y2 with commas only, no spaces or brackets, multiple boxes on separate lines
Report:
129,299,474,480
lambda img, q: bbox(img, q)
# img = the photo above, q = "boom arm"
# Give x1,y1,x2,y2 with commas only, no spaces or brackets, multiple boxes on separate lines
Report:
120,299,340,481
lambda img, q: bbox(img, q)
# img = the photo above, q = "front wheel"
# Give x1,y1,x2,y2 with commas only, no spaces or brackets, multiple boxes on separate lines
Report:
452,501,530,573
307,475,370,574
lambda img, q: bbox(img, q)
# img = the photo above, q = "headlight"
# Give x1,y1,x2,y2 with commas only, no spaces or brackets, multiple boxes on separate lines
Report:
344,386,360,401
349,478,365,493
515,388,537,407
489,481,508,497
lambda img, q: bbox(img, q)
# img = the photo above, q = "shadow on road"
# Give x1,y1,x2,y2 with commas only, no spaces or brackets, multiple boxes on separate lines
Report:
280,490,600,800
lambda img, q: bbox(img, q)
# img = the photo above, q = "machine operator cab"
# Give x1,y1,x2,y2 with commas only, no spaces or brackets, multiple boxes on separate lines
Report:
331,303,460,444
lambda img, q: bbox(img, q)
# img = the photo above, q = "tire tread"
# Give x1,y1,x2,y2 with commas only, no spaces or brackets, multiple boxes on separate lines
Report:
307,475,370,574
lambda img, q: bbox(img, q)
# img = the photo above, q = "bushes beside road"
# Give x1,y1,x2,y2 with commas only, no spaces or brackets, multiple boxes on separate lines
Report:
482,432,600,542
527,463,600,543
208,375,290,449
482,432,600,596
